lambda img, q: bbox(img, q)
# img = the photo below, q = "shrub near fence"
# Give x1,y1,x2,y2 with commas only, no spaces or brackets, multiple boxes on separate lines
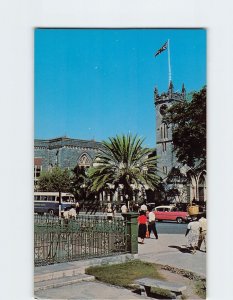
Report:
34,215,129,266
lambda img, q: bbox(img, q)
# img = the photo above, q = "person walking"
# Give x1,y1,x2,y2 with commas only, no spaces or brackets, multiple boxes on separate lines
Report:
121,203,128,214
148,207,158,239
198,213,207,252
107,203,113,221
185,216,200,254
75,201,80,215
137,210,147,244
140,202,147,212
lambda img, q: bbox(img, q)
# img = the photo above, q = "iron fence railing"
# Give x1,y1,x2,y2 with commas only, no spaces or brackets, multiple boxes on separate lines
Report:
34,215,128,266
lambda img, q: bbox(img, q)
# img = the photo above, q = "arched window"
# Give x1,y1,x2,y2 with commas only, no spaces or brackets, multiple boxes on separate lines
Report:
198,173,206,202
78,153,92,168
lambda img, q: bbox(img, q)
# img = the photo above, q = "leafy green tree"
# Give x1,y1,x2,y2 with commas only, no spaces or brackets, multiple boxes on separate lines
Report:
37,167,72,193
163,86,206,169
37,167,73,217
88,134,160,202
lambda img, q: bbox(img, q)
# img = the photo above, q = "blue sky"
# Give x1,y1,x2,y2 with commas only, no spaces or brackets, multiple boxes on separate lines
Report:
34,29,206,148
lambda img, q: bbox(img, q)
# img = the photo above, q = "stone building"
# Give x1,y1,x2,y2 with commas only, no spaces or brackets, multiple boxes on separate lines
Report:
34,136,102,187
154,82,207,204
34,136,156,206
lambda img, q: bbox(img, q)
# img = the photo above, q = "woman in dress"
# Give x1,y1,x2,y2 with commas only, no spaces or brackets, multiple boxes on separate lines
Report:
137,210,147,244
185,216,200,254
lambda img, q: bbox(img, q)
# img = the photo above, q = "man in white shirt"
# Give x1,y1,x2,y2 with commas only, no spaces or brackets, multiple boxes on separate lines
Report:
148,207,158,239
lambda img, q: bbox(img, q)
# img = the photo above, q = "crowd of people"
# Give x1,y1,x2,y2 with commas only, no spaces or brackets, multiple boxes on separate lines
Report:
63,200,207,253
62,201,80,220
136,202,207,253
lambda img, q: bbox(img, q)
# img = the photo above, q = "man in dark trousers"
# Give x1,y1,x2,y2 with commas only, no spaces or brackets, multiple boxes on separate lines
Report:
148,206,158,239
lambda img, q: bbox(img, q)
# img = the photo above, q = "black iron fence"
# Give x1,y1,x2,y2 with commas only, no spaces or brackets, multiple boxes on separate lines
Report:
34,215,129,266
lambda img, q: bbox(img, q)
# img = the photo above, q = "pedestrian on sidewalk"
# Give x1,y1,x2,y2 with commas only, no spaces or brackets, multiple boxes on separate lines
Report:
75,201,80,215
140,202,147,213
121,203,128,214
198,213,207,252
148,207,158,239
107,207,113,221
137,210,147,244
185,216,200,254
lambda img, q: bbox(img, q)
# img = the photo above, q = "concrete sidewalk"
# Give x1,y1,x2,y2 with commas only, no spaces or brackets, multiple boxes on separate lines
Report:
138,234,206,278
35,233,206,299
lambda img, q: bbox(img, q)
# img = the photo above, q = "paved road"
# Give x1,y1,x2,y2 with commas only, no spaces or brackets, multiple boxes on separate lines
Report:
80,212,188,234
156,221,187,234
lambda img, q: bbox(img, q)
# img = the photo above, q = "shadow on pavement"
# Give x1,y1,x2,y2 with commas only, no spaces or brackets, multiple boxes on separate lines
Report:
132,288,173,299
168,245,192,254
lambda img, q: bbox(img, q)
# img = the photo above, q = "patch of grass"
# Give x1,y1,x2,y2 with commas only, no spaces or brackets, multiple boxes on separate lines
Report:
195,279,206,298
85,259,164,289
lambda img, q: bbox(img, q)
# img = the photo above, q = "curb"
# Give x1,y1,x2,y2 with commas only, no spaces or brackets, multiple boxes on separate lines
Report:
34,274,95,292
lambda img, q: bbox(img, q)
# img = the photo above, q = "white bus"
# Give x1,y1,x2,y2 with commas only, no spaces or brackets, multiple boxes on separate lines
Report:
34,192,75,216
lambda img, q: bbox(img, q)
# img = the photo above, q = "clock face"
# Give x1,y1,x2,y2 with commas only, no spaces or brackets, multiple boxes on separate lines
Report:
159,104,168,115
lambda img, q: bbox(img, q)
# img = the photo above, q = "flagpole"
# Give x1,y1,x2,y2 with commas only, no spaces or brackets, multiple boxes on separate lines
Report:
168,39,172,85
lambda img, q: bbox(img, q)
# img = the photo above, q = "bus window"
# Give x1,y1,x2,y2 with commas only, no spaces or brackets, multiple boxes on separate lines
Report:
47,196,56,201
41,196,48,201
62,196,69,202
34,195,41,201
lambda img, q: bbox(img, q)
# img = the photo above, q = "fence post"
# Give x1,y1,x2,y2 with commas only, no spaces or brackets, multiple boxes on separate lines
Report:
122,212,138,254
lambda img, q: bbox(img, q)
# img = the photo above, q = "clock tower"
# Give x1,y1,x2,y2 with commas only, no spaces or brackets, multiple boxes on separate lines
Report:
154,81,186,179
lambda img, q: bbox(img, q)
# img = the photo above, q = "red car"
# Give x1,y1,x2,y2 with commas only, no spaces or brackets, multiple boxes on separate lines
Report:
153,205,191,224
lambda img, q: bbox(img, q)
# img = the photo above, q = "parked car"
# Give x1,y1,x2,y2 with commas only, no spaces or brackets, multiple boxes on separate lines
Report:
153,205,191,224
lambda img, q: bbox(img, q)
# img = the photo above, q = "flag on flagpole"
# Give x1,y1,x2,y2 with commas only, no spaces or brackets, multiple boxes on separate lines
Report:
154,41,168,57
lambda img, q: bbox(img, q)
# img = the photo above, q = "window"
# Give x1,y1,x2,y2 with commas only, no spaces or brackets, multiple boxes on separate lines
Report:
171,207,178,212
34,165,42,180
162,142,167,152
62,196,69,202
162,166,168,174
78,153,92,167
160,127,163,139
34,158,42,182
164,123,168,138
156,208,164,212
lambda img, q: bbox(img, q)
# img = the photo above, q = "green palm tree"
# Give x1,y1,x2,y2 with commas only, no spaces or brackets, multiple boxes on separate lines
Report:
88,134,159,202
